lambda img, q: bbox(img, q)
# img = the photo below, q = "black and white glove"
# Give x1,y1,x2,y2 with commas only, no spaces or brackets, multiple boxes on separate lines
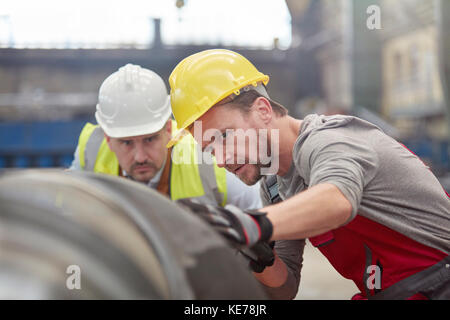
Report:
176,198,273,247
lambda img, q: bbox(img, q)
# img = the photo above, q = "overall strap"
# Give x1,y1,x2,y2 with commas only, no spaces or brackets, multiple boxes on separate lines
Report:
369,255,450,300
263,175,282,204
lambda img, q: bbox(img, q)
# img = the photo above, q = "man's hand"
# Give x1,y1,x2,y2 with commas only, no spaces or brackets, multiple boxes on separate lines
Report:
241,241,275,273
176,198,273,247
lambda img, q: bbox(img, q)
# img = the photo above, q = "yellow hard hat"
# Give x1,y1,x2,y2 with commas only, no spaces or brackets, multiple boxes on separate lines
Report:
167,49,269,147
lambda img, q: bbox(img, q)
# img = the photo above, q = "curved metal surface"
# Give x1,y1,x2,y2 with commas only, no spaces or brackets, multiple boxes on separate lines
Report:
0,169,267,299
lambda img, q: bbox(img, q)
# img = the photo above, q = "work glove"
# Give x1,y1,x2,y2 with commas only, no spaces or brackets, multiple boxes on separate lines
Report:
176,198,273,247
240,241,275,273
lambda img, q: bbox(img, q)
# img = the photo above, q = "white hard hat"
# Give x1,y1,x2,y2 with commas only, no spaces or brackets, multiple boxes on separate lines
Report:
95,64,172,138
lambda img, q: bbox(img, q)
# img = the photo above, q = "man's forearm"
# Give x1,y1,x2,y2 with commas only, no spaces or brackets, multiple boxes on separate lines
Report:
266,183,352,241
253,252,288,288
253,249,302,300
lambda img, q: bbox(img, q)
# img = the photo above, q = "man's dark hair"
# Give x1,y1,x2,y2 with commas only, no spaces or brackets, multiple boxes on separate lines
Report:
219,89,289,117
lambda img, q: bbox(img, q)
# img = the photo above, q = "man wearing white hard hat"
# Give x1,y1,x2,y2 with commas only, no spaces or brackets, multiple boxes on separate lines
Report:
70,64,262,210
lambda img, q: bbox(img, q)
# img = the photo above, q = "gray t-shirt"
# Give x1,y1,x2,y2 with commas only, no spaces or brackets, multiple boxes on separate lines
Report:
262,114,450,299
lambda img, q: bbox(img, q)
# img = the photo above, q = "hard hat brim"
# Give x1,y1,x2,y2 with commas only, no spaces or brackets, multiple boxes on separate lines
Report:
96,103,172,138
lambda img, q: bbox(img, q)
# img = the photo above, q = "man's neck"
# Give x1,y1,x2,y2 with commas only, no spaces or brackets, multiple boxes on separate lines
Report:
274,116,303,177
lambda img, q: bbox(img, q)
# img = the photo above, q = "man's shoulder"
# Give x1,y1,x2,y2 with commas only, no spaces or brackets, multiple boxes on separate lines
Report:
296,115,380,152
79,122,102,138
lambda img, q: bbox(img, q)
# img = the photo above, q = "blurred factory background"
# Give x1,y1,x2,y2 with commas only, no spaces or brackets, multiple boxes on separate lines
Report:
1,0,450,191
1,0,450,301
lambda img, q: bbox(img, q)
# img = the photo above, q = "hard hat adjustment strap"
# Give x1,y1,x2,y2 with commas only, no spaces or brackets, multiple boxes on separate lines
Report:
230,82,270,100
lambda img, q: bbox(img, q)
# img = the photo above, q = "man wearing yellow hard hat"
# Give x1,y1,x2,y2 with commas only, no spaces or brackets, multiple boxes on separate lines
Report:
169,49,450,300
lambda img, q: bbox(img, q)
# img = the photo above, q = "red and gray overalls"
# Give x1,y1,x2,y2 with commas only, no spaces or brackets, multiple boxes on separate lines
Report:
264,175,450,300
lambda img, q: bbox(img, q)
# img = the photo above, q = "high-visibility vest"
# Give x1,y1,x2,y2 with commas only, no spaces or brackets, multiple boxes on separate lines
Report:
77,121,227,206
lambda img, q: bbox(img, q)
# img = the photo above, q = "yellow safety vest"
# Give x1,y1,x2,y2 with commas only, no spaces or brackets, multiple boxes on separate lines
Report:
77,121,227,206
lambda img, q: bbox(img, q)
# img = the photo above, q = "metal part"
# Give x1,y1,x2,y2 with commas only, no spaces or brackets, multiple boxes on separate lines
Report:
0,169,267,299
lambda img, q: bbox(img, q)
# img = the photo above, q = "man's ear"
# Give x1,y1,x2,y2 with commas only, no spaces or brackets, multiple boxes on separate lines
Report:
253,97,273,125
104,133,112,149
165,119,172,135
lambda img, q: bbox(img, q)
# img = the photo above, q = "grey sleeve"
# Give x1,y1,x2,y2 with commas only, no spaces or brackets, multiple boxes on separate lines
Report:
226,171,263,210
297,131,379,221
262,240,305,300
258,180,306,300
68,146,82,171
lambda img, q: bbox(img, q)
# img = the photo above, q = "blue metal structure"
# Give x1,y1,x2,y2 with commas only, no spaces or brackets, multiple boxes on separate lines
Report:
0,119,91,168
403,138,450,175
